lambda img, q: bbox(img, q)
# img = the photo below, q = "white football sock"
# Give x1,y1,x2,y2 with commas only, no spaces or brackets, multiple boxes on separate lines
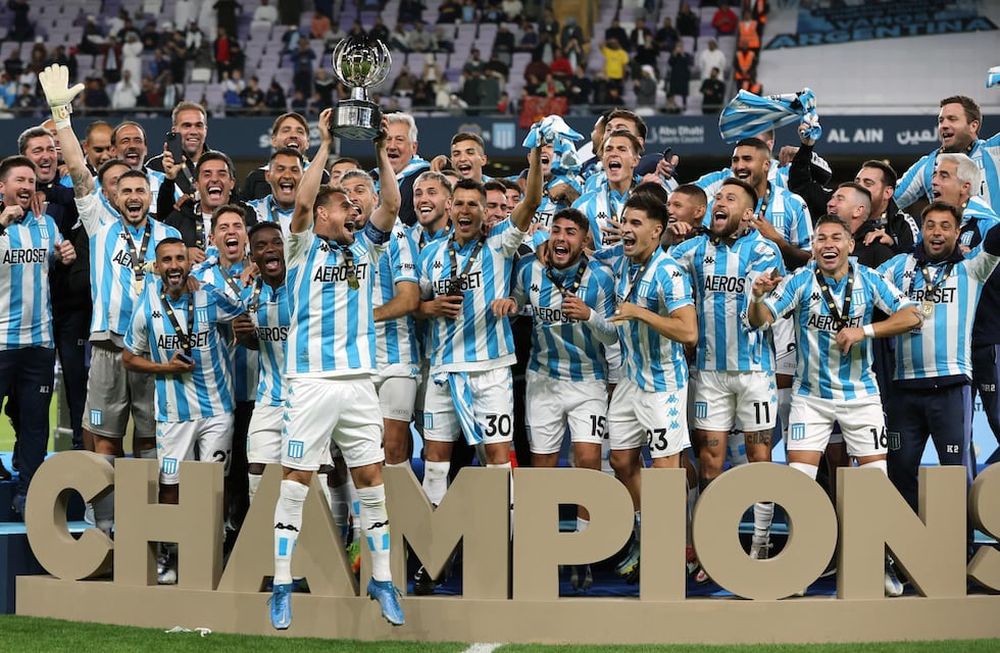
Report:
357,484,392,582
273,479,308,586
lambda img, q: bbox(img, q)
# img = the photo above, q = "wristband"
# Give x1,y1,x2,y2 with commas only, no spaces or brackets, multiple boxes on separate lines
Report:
751,294,765,304
862,324,875,338
51,104,72,129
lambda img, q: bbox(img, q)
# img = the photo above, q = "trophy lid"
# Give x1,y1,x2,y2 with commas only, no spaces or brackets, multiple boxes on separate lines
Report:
331,34,392,90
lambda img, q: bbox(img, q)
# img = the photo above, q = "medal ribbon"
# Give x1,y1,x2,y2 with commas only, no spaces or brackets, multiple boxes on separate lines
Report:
159,289,195,355
814,264,855,331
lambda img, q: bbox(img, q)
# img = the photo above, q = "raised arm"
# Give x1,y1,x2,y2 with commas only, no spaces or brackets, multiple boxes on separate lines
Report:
290,107,333,234
369,118,401,233
510,145,543,232
38,64,92,199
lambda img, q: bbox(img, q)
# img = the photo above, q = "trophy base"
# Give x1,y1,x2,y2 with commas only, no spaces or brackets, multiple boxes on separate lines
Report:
331,99,383,141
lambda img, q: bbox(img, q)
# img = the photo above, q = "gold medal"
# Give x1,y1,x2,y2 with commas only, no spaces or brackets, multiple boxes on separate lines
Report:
348,276,360,291
921,300,934,317
133,277,143,295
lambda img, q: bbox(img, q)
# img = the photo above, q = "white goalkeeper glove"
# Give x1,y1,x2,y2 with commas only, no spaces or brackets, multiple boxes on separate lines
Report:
38,64,85,128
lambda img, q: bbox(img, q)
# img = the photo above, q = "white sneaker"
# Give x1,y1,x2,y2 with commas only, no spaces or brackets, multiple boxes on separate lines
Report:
84,502,95,526
157,545,177,585
157,565,177,585
884,558,904,597
749,536,772,560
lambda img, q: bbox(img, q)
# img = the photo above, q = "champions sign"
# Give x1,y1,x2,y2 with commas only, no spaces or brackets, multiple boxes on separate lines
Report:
765,0,998,50
14,453,1000,644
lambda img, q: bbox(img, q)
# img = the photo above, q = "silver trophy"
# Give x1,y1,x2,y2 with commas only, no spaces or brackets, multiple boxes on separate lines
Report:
330,35,391,140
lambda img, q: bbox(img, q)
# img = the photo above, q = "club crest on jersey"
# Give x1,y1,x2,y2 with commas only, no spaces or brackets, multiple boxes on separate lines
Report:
196,308,209,324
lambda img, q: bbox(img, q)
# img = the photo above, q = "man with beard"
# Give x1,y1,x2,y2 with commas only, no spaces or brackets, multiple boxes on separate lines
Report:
42,59,183,532
412,148,542,592
241,112,328,201
572,129,642,248
748,215,922,596
145,101,210,198
371,112,430,228
0,156,76,517
493,207,617,591
233,221,289,507
268,111,404,629
599,192,697,582
673,178,784,569
879,202,1000,511
123,236,244,584
246,148,303,237
895,96,1000,212
160,150,256,263
661,183,708,250
191,205,257,534
579,109,678,195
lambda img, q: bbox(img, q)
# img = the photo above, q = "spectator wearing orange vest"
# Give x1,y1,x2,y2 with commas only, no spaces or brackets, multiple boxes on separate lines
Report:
733,45,757,82
738,11,760,50
747,0,769,36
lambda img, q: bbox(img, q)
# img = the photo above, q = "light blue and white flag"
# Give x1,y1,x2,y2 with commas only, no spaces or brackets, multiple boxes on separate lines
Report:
720,88,822,144
989,65,1000,89
523,115,585,172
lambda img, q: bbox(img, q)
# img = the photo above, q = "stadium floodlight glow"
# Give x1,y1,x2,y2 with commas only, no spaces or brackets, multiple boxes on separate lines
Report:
329,34,391,141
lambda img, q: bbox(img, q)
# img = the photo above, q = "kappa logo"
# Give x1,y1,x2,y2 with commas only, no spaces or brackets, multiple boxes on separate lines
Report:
395,231,406,239
531,283,540,292
902,270,915,278
151,310,162,319
704,256,715,264
433,260,443,269
671,270,683,278
810,292,821,302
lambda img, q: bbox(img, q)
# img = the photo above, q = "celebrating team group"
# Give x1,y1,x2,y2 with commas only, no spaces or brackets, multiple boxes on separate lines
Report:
1,62,999,629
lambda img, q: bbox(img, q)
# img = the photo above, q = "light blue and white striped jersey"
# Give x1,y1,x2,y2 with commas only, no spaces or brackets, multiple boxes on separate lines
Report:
582,167,678,195
608,247,694,392
533,174,583,228
373,224,420,376
124,280,243,422
512,253,617,381
894,134,1000,211
693,159,789,198
703,183,813,253
248,280,290,406
246,195,295,239
572,183,631,248
0,211,61,350
192,258,259,403
77,191,181,342
417,219,526,373
672,231,785,372
879,247,1000,381
285,224,386,377
763,260,913,400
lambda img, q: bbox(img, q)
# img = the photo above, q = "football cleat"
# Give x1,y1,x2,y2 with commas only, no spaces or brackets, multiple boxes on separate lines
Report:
614,540,640,578
269,582,294,630
749,536,773,560
367,578,405,626
347,540,362,575
570,564,593,592
884,557,904,597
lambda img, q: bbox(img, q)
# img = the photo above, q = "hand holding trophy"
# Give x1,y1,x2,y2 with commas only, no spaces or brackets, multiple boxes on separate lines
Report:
330,34,392,140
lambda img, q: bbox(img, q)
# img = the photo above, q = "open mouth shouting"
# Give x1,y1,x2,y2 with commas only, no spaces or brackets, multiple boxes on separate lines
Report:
223,234,242,258
121,147,143,167
14,189,33,209
261,252,282,275
818,247,841,269
732,167,752,182
551,240,571,265
605,157,624,179
164,267,184,289
36,156,54,180
621,231,637,253
276,178,296,199
204,182,225,204
455,161,473,178
283,136,303,151
123,198,145,222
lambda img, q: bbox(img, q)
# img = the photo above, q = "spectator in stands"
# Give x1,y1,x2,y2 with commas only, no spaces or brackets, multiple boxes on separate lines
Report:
161,71,182,107
388,23,409,51
323,23,346,52
494,23,515,60
8,0,33,41
461,0,477,23
535,71,564,98
550,48,573,79
600,38,629,92
461,69,483,114
369,16,390,44
568,64,591,106
290,88,308,113
82,77,111,114
46,46,77,84
121,33,144,84
102,36,123,85
535,32,557,65
481,1,504,23
501,0,522,22
696,38,727,79
654,16,681,52
524,57,549,87
484,53,509,81
223,68,246,94
539,8,560,43
422,55,444,86
290,38,316,98
409,23,436,53
750,0,769,36
463,49,485,77
676,2,699,39
229,41,245,76
667,42,693,113
497,90,511,114
391,67,415,97
215,26,233,78
347,20,366,40
118,17,142,43
738,10,761,50
3,50,23,81
634,65,658,113
314,67,334,107
411,79,433,108
310,11,331,39
631,18,660,78
561,17,585,51
240,75,266,113
138,75,164,108
174,0,198,31
265,79,287,113
438,0,461,24
213,0,241,37
712,2,739,36
434,25,454,53
253,0,278,27
14,83,40,112
398,0,425,25
111,70,141,110
700,66,725,114
186,21,205,51
80,16,106,56
518,22,539,53
0,72,16,110
605,19,630,52
141,20,163,50
278,0,303,27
